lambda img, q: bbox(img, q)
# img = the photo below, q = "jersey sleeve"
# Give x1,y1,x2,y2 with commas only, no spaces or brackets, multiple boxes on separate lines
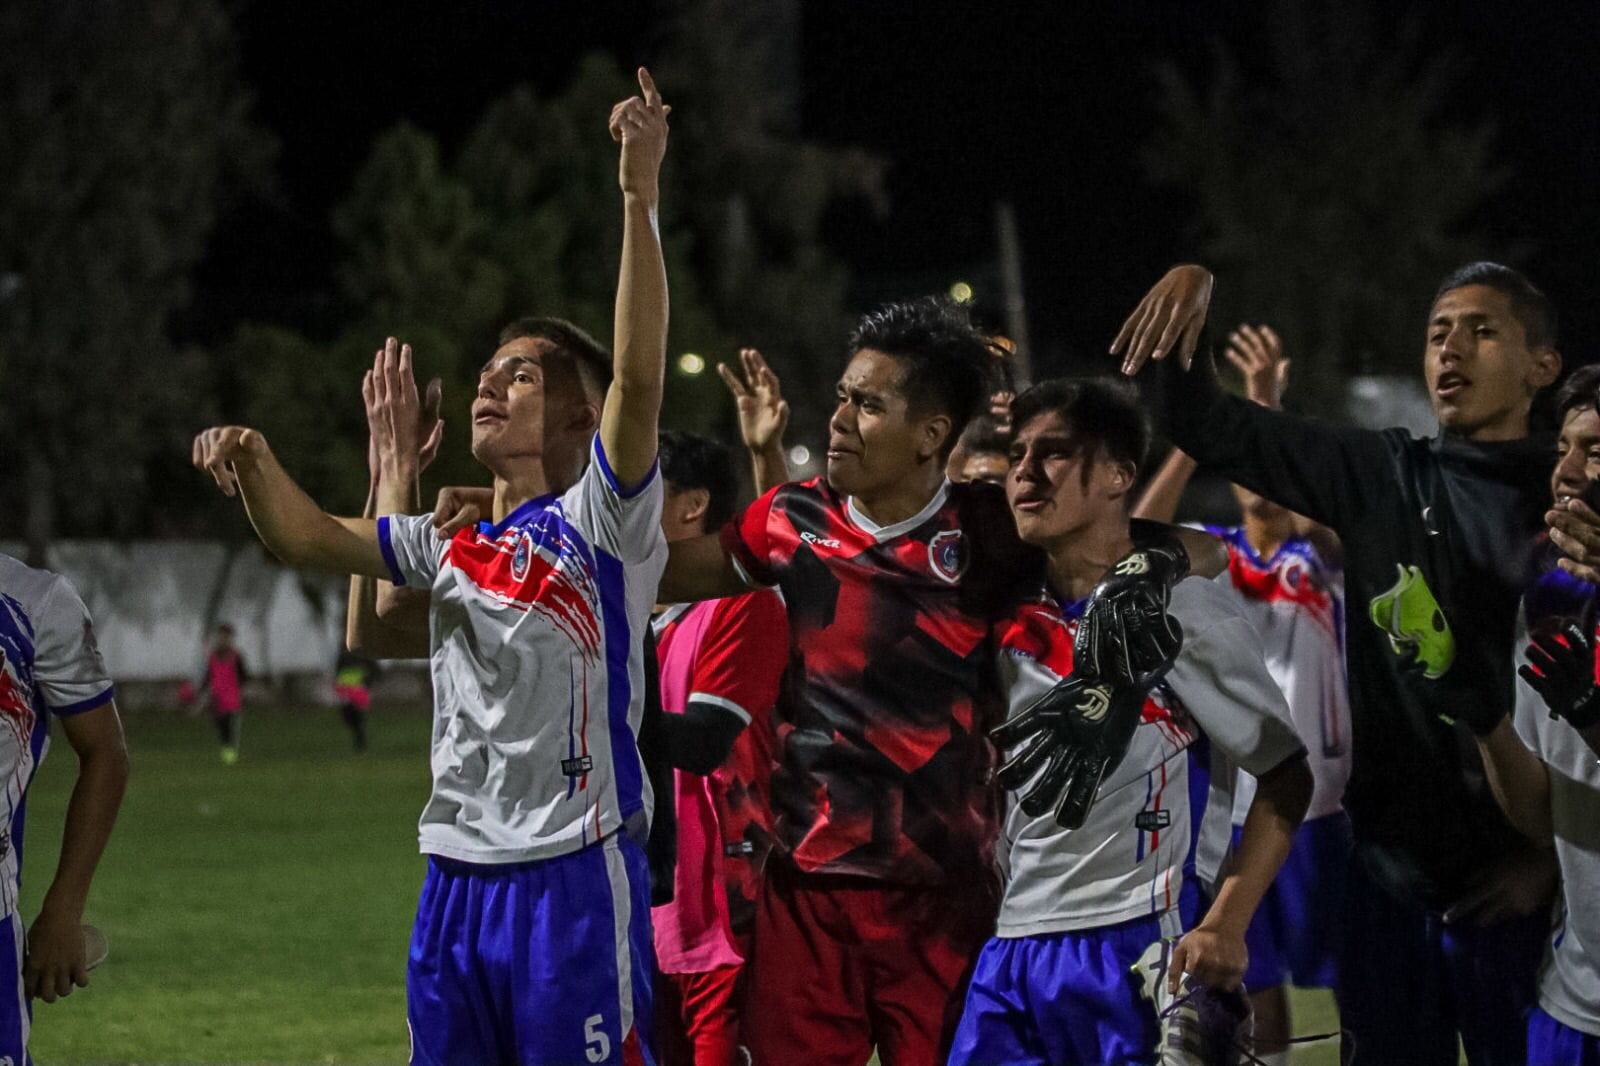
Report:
32,576,114,715
376,512,448,588
1165,576,1306,776
687,592,789,727
1152,347,1399,532
562,435,666,565
719,485,784,588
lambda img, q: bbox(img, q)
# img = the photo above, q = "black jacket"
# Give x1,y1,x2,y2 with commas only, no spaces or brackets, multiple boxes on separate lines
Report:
1153,352,1551,910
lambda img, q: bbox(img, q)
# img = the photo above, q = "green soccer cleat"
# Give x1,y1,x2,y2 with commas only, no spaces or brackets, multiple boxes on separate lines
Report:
221,746,240,765
1368,564,1455,679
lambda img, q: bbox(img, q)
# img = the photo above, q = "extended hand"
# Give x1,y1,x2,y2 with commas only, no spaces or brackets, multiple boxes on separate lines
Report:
192,426,270,497
432,486,495,541
1169,926,1248,994
1110,264,1214,375
718,347,790,452
1520,611,1600,730
609,67,670,202
25,905,89,1003
363,337,424,484
1224,323,1288,408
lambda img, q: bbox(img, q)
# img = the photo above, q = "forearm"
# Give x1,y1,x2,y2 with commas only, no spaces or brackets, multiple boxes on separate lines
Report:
235,452,388,578
1131,448,1198,524
43,742,128,917
661,534,752,603
601,194,669,486
1476,719,1554,843
750,444,789,495
1203,755,1310,937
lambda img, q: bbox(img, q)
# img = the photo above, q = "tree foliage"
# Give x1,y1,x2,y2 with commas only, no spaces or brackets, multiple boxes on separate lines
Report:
1144,0,1504,411
0,0,270,559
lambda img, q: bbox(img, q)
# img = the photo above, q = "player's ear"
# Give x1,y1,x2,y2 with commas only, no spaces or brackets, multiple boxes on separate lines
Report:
565,400,600,436
1105,459,1137,501
677,487,710,527
1530,346,1562,392
918,413,953,463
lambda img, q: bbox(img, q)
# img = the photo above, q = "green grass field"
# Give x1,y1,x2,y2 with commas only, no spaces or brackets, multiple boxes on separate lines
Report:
19,704,1347,1064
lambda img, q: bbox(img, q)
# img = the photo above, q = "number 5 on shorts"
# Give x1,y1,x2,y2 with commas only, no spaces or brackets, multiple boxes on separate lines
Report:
584,1014,610,1063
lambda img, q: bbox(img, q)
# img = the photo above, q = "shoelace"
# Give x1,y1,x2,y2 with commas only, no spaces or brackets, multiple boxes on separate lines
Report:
1158,987,1349,1066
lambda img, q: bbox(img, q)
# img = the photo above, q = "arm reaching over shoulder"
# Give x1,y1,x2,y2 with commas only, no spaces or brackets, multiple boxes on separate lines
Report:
601,67,671,490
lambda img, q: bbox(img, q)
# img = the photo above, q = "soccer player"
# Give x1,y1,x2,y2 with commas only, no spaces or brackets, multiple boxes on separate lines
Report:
1114,261,1562,1065
946,413,1010,485
1472,364,1600,1064
0,553,130,1056
649,430,787,1066
192,68,671,1065
332,647,378,752
948,377,1310,1066
1133,324,1350,1064
662,298,1222,1065
197,622,247,763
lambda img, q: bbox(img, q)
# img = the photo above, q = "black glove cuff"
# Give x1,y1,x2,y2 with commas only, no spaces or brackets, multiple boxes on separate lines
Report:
1559,689,1600,732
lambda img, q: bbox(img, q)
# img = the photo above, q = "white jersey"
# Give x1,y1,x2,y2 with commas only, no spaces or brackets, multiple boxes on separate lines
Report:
0,555,114,917
1513,601,1600,1036
994,575,1304,938
379,437,667,865
1205,527,1351,822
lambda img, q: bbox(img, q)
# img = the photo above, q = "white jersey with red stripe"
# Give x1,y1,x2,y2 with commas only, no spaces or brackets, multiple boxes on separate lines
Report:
1205,526,1351,822
0,554,114,918
994,574,1303,938
378,437,667,865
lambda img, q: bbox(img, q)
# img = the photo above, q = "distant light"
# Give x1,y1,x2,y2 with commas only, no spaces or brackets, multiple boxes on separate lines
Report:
789,445,811,466
949,281,974,304
677,353,706,376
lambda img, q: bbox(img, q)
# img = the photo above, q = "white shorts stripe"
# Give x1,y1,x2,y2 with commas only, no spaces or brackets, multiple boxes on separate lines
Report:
603,835,635,1041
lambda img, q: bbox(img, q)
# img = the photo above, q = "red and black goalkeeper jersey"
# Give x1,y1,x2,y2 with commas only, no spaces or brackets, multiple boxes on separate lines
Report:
720,477,1041,885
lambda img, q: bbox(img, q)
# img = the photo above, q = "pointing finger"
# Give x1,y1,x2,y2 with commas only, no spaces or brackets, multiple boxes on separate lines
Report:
638,67,661,108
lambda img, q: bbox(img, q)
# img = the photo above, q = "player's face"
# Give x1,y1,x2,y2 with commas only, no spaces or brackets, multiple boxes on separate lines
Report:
826,349,944,497
1006,411,1132,547
1552,406,1600,507
954,449,1008,486
1425,285,1559,442
472,337,551,465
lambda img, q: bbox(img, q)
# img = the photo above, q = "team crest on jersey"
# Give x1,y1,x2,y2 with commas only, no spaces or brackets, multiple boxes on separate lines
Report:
928,529,968,584
511,532,532,582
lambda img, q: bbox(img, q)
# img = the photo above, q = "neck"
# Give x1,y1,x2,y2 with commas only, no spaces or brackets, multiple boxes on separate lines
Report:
1045,515,1134,604
1242,513,1293,559
1462,405,1533,444
851,462,945,528
492,463,555,522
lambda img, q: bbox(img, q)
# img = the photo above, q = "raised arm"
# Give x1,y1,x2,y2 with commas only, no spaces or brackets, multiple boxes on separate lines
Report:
600,67,671,488
719,347,791,493
1131,448,1198,525
1112,266,1392,531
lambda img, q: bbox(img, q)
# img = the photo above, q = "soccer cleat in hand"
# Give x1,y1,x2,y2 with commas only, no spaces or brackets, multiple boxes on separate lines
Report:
992,671,1160,829
1075,539,1188,687
1520,610,1600,731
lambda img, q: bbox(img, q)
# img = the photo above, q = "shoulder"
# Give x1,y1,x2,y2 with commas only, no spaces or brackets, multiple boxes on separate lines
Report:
1169,574,1249,630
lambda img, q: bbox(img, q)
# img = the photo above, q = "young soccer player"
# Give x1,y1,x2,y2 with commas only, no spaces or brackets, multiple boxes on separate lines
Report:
197,622,247,764
662,299,1218,1065
1472,364,1600,1064
1115,261,1562,1065
192,68,671,1065
649,430,787,1066
0,554,130,1056
332,647,378,752
948,378,1311,1066
1133,325,1350,1063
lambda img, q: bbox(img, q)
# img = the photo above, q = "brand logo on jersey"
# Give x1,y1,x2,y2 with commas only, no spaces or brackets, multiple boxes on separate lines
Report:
561,755,594,777
511,532,532,582
800,531,842,549
1075,683,1112,721
723,840,756,857
928,529,968,584
1114,552,1152,577
1135,810,1171,832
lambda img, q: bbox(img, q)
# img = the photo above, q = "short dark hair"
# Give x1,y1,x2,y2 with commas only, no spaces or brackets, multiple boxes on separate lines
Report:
498,317,613,403
658,430,738,532
1555,364,1600,424
848,297,1001,458
956,413,1009,457
1009,376,1151,483
1433,262,1559,351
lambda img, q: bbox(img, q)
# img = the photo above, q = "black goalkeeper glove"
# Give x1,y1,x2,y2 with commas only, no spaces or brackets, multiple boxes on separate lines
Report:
1519,617,1600,732
991,672,1159,830
1075,538,1189,688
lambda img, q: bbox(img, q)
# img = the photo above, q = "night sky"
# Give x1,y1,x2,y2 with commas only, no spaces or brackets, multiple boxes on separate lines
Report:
198,0,1600,378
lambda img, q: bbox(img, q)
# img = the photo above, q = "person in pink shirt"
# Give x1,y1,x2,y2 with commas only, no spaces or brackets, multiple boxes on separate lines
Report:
652,430,789,1066
197,623,248,764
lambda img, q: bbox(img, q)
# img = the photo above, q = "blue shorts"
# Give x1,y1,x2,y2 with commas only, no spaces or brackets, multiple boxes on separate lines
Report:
407,834,655,1066
1233,811,1350,990
0,912,28,1064
948,915,1168,1066
1528,1006,1600,1066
